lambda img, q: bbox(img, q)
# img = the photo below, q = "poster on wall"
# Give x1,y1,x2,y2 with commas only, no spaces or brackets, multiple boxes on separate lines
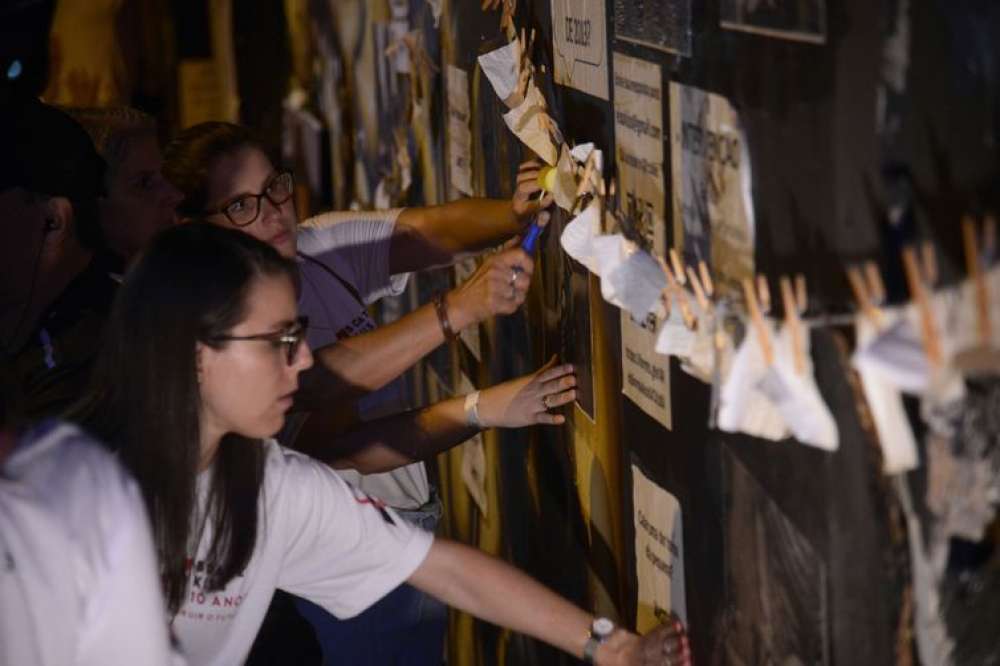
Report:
669,82,755,299
614,0,692,57
445,64,473,197
720,0,827,44
551,0,610,100
632,462,687,631
613,52,672,429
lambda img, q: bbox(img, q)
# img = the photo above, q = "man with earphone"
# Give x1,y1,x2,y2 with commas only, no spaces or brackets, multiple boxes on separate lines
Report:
1,94,118,421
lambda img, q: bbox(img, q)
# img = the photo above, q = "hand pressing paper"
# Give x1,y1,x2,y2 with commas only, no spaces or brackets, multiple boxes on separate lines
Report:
560,197,602,273
759,325,839,451
852,314,920,474
717,322,790,442
592,235,667,321
502,83,559,165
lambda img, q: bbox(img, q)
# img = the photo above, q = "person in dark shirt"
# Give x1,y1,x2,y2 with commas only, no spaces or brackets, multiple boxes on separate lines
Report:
0,95,118,421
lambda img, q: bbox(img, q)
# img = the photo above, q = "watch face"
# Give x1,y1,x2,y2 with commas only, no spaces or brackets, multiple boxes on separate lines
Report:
593,617,615,638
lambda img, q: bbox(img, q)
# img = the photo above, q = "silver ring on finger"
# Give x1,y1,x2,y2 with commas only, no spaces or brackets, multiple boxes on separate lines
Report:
509,269,518,286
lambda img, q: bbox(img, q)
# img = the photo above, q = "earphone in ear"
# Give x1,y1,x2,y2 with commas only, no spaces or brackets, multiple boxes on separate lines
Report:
43,219,58,233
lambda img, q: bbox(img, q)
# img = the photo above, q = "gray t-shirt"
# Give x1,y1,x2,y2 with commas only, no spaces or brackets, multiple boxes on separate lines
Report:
295,209,430,510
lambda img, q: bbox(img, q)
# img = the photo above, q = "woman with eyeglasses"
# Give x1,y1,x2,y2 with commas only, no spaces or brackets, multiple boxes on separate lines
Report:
163,121,572,663
72,222,689,665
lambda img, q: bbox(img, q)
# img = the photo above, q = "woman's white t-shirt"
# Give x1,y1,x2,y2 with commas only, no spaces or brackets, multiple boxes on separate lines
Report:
0,421,181,666
172,439,434,665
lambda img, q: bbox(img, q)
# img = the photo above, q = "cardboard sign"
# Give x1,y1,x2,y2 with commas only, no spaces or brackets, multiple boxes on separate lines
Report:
551,0,610,100
632,463,687,630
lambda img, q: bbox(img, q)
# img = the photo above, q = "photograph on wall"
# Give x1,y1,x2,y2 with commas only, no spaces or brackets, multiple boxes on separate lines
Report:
669,82,755,299
613,0,692,57
720,0,827,44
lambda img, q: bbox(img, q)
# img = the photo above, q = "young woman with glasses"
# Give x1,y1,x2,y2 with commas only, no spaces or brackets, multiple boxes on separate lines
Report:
73,223,690,665
163,122,573,663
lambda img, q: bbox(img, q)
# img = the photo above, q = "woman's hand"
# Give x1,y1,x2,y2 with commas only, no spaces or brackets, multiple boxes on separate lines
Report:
477,357,576,428
597,615,691,666
512,159,555,224
447,247,533,329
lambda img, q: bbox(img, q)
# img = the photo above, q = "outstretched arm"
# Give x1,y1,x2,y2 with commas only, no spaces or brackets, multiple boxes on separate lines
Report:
408,539,691,666
294,361,577,473
390,160,553,273
298,247,534,406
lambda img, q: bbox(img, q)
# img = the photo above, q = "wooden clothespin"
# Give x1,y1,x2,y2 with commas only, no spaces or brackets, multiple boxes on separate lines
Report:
573,150,599,202
863,261,886,306
901,245,943,366
846,264,885,329
962,215,993,346
686,265,710,311
669,248,686,286
656,255,695,329
699,261,715,299
742,277,774,364
780,276,806,374
794,274,808,313
755,275,772,314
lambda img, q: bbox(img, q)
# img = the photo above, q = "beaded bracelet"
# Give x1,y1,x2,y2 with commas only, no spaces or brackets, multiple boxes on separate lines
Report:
433,292,457,341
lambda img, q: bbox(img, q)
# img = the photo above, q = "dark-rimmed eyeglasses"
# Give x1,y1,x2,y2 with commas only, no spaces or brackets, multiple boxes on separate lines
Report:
208,316,309,365
204,171,294,227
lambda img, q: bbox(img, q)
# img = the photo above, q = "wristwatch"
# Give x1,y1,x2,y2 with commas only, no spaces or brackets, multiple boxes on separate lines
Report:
582,617,616,664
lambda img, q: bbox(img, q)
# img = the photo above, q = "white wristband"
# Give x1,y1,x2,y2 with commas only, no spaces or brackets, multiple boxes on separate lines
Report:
463,391,482,428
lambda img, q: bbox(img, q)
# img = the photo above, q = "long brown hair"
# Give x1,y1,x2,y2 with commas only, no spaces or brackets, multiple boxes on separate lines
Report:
162,121,268,217
72,222,298,614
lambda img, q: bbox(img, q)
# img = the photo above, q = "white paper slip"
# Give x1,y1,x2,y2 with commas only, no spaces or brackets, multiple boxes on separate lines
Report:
717,322,790,441
853,315,919,473
654,301,697,359
560,198,602,273
763,326,839,451
599,240,667,321
478,41,520,106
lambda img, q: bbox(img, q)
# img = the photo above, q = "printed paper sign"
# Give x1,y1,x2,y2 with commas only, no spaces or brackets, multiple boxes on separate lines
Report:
614,52,671,429
669,83,755,299
551,0,609,100
445,65,473,196
632,463,687,631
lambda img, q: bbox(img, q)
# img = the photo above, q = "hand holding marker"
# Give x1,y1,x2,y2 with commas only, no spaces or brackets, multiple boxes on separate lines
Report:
521,165,556,253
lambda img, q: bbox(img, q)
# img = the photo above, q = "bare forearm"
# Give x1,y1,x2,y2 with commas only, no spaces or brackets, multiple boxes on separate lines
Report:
392,198,520,272
303,302,458,402
329,397,479,473
409,540,593,659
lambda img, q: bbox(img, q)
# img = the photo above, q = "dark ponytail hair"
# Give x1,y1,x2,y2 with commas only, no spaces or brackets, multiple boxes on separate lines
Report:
72,222,298,614
162,121,268,217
